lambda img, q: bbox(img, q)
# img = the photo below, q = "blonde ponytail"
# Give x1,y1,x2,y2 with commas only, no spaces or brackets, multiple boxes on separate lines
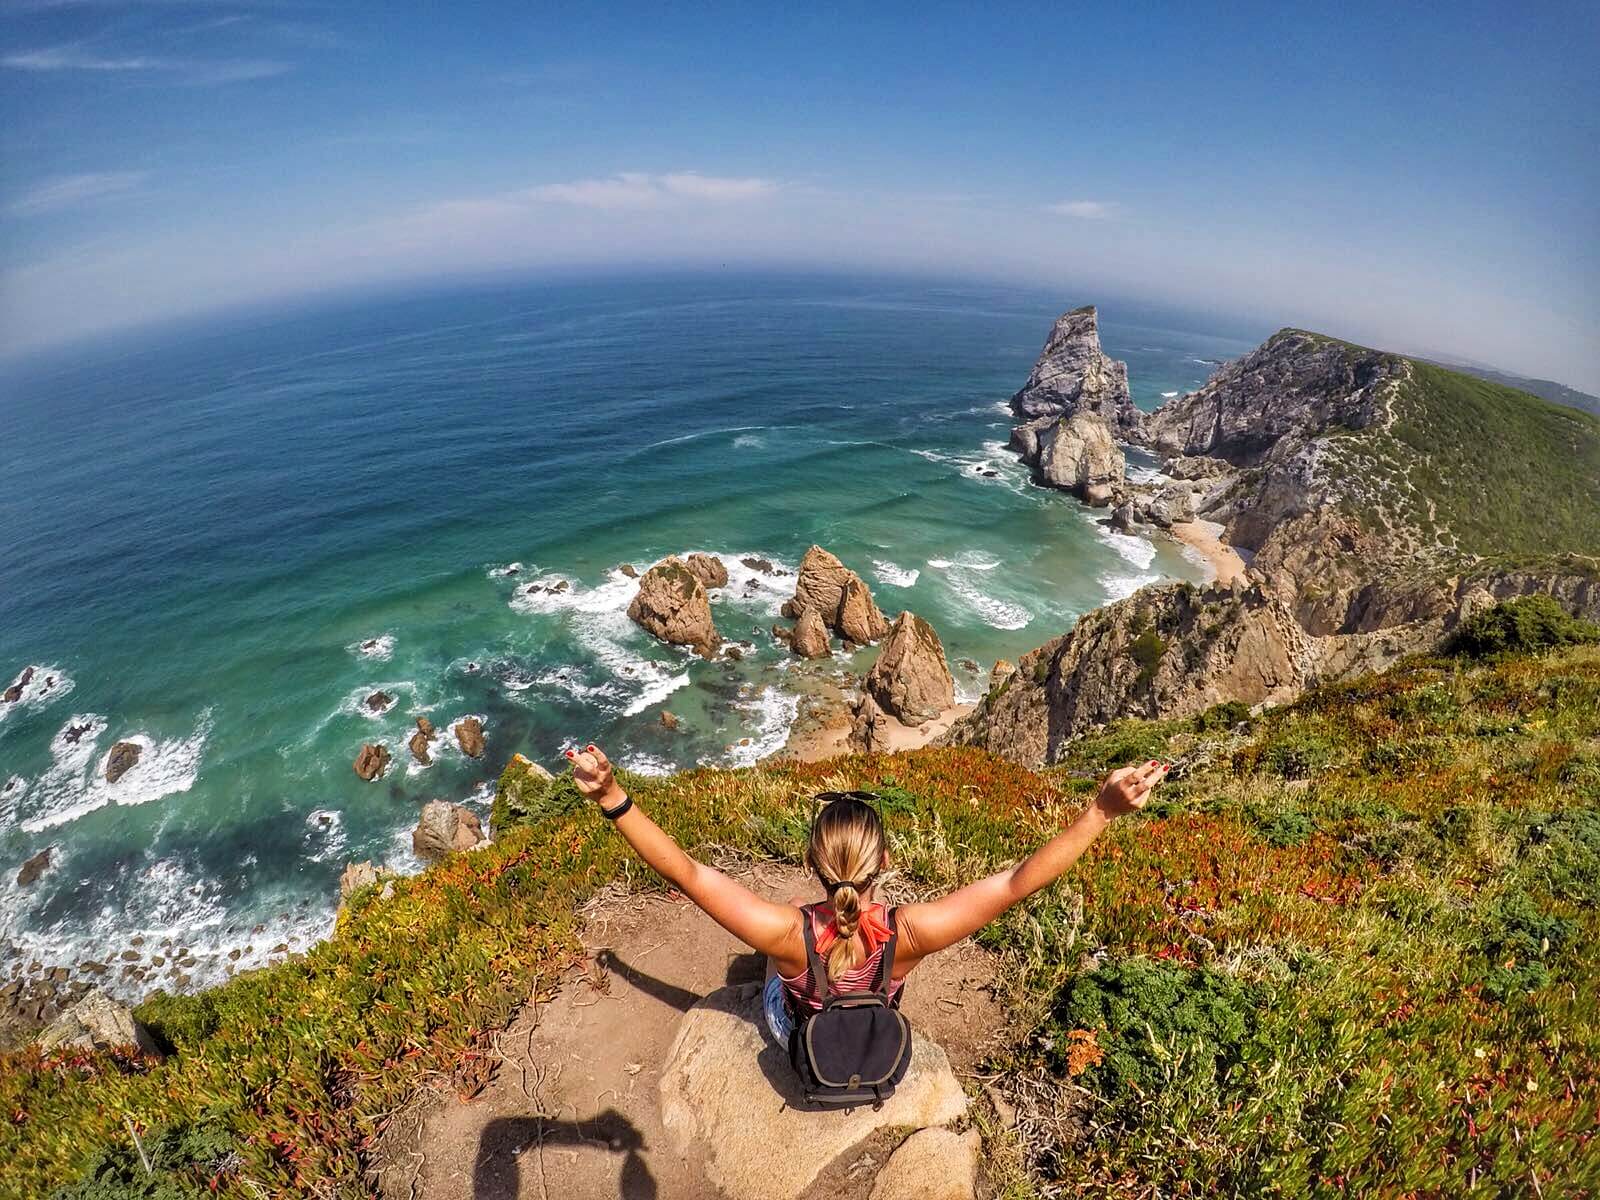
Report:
805,794,886,980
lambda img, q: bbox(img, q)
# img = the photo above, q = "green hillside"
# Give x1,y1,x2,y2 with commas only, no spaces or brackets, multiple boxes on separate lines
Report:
4,606,1599,1198
1329,357,1600,569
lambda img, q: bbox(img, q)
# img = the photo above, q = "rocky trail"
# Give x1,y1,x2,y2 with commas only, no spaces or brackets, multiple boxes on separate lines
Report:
371,864,1008,1200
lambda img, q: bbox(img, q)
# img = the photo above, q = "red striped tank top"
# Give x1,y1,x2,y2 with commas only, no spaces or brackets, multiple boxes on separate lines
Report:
778,902,905,1013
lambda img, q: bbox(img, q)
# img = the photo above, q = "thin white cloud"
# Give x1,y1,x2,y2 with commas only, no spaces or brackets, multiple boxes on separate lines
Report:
2,45,290,83
1047,200,1117,220
9,171,149,216
527,171,779,209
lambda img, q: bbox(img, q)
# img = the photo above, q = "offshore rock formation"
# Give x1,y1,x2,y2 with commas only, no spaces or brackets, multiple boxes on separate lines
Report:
1011,305,1143,437
454,716,486,759
684,552,729,591
784,545,889,644
866,611,955,724
1008,308,1135,503
790,606,831,658
949,322,1600,766
104,741,141,784
628,556,722,657
353,743,391,781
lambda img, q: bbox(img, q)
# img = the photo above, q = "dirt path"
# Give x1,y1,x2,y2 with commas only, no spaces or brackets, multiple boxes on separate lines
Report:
374,863,1007,1200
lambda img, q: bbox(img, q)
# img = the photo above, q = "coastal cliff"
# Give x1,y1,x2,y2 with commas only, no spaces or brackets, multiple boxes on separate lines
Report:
952,317,1600,765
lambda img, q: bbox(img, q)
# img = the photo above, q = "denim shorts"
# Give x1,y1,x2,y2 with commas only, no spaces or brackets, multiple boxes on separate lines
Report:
763,974,795,1044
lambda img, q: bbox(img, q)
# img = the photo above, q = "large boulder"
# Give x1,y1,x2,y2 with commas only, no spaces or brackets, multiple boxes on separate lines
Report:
104,741,141,784
870,1127,981,1200
37,989,162,1058
788,546,889,644
684,552,729,591
627,556,722,657
790,607,831,659
3,666,34,704
353,743,390,781
338,860,395,909
454,716,486,759
866,612,955,725
408,729,432,765
847,692,890,753
1144,481,1196,528
659,982,967,1200
1035,411,1125,506
412,800,486,860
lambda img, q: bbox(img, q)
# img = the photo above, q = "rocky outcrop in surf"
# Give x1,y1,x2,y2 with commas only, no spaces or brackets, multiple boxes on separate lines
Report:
353,743,390,781
628,556,722,657
4,667,34,704
866,611,956,724
784,545,889,644
790,606,831,658
1012,305,1143,437
412,800,487,860
454,716,486,759
104,741,140,784
1016,410,1124,506
684,552,729,591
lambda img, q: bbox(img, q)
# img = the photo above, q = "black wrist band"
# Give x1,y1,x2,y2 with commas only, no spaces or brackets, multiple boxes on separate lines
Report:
600,794,633,821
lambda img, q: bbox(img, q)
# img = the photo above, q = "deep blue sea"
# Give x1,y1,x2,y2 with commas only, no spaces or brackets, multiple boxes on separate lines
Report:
0,273,1259,990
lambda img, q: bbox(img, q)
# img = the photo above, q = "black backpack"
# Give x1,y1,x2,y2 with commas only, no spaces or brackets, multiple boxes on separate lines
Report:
787,904,913,1108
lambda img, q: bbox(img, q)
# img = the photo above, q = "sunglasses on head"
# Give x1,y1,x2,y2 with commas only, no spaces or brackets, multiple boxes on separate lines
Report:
810,790,885,895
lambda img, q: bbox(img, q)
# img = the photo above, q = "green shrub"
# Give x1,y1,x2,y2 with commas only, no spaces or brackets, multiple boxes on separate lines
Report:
492,759,650,834
1251,806,1315,848
48,1113,235,1200
1448,596,1600,659
1474,891,1572,1001
1044,958,1259,1122
1193,700,1251,734
1128,630,1166,690
1521,807,1600,904
1061,720,1180,774
1260,730,1335,780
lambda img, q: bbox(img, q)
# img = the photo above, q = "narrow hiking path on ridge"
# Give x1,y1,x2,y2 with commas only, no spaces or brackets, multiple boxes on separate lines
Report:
370,862,1010,1200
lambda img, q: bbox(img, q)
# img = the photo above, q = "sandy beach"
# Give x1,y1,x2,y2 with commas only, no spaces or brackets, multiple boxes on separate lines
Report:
1169,518,1248,586
779,699,975,763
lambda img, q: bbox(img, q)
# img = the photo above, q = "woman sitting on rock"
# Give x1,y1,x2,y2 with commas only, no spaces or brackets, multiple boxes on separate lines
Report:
566,743,1166,1043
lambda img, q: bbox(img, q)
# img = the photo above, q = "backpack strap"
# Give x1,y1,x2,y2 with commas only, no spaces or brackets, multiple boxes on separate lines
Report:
874,906,900,999
800,903,831,1006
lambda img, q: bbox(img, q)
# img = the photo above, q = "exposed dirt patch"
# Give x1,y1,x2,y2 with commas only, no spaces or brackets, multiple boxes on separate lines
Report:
372,862,1009,1200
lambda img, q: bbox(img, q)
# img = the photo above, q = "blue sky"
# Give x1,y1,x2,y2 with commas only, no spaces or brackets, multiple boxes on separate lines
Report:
3,1,1597,388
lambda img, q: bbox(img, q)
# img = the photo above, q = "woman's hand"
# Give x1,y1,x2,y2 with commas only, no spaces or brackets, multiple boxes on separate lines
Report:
566,743,626,810
1093,759,1169,819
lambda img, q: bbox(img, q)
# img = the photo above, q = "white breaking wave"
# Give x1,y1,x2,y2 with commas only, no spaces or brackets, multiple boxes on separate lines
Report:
19,710,212,833
1161,390,1179,398
303,809,347,864
721,686,800,768
350,634,395,662
1098,571,1162,603
623,752,678,777
0,665,74,725
487,561,526,578
872,559,921,588
925,556,1031,630
732,433,765,450
1090,516,1159,572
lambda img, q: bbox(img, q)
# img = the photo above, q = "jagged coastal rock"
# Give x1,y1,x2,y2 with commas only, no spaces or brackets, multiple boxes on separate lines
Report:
1011,305,1143,437
684,552,729,591
790,606,832,658
627,556,722,657
866,611,955,724
412,800,486,860
3,666,34,704
454,716,486,759
104,741,141,784
353,743,391,781
364,690,391,713
16,847,51,888
785,545,889,644
848,691,890,752
1031,410,1125,505
338,860,395,909
37,989,163,1058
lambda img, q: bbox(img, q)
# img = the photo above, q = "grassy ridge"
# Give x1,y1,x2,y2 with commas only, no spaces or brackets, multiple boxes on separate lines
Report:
1330,357,1600,567
4,641,1599,1197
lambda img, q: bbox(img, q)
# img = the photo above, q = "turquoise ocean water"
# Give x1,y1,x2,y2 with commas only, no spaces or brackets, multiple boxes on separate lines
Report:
0,274,1258,989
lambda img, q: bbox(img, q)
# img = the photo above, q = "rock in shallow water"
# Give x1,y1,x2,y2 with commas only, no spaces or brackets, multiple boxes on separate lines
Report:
104,741,141,784
790,545,889,644
790,607,831,659
16,847,51,888
454,716,486,758
866,611,955,725
627,556,721,657
353,743,390,781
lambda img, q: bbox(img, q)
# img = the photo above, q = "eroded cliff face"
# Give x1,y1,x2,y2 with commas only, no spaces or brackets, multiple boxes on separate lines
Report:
947,321,1600,767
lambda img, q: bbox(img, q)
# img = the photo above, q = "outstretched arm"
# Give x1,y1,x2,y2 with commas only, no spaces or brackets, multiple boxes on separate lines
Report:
568,744,802,960
897,761,1168,960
